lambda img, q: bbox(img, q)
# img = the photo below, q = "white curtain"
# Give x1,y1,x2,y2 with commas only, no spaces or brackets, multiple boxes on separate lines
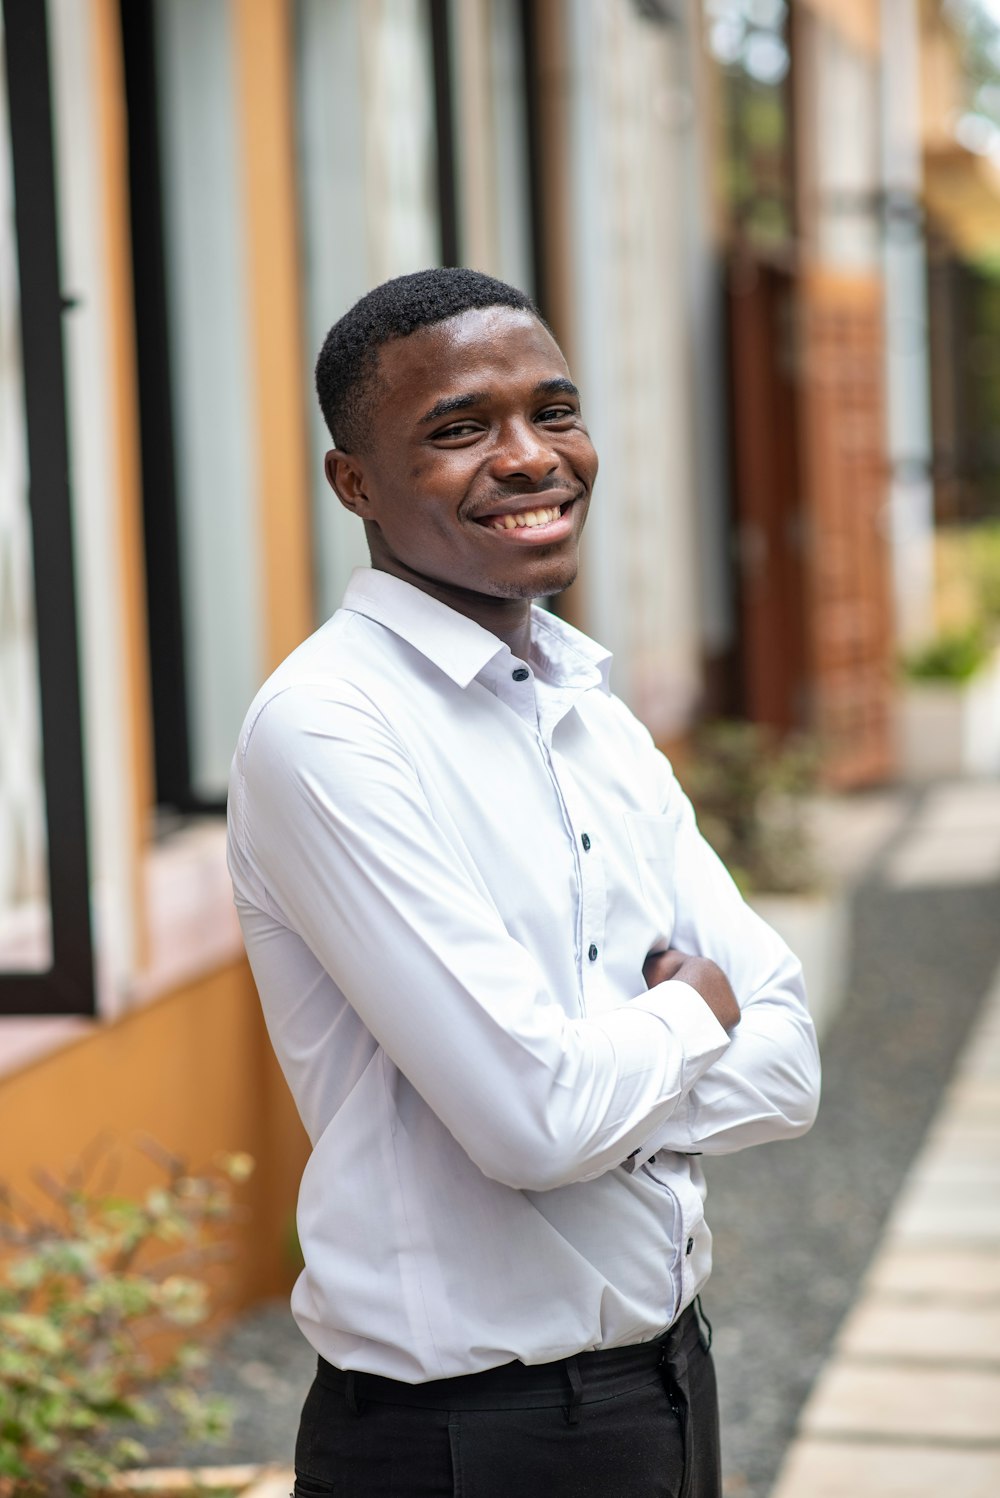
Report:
0,19,50,967
155,0,263,800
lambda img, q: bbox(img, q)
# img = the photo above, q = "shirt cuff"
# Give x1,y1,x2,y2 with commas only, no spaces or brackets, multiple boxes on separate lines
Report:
635,978,731,1067
622,979,730,1169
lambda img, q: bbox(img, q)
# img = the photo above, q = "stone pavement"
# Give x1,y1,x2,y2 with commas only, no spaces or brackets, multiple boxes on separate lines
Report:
770,784,1000,1498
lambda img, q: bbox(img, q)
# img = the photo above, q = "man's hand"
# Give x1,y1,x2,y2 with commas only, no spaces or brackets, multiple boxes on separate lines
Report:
642,947,741,1031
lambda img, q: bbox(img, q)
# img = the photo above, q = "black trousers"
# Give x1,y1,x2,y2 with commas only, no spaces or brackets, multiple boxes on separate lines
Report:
293,1303,721,1498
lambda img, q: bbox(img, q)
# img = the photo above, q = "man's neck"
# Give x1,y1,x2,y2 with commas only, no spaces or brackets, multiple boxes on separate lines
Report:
371,560,535,660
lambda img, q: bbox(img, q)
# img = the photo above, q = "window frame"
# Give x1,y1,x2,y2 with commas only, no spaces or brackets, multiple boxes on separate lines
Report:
1,0,95,1017
429,0,459,267
118,0,207,815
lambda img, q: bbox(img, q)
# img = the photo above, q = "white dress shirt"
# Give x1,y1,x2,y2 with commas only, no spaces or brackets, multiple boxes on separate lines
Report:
227,568,820,1381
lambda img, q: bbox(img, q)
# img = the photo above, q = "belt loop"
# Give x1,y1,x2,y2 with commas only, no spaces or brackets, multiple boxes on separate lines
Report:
344,1370,360,1415
564,1355,583,1425
694,1295,713,1352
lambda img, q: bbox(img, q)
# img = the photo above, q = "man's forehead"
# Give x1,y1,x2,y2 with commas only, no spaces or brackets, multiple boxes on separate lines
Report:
377,305,570,405
425,302,547,345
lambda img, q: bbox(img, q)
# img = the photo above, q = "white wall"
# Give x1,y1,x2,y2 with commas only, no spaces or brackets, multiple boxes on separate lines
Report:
450,0,533,290
565,0,703,739
296,0,440,619
880,0,935,647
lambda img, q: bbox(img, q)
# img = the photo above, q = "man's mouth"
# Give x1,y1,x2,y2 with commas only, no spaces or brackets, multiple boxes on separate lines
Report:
480,503,565,532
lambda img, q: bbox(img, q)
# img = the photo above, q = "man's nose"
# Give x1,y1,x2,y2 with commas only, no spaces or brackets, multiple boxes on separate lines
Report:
491,420,559,483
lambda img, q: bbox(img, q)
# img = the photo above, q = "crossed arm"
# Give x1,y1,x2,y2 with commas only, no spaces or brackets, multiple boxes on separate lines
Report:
235,688,820,1190
630,779,821,1158
643,948,741,1032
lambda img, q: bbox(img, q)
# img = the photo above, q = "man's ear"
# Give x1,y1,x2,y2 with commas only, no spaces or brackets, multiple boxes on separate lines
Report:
325,450,374,519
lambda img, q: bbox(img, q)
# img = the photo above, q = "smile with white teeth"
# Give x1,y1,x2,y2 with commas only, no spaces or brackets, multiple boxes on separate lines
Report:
487,505,563,531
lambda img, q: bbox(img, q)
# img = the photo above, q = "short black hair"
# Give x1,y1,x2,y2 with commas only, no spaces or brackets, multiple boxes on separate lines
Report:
315,267,540,453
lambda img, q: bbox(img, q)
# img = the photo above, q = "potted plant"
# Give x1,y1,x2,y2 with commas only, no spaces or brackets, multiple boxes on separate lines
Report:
898,520,1000,780
0,1142,280,1498
681,720,848,1039
897,623,1000,780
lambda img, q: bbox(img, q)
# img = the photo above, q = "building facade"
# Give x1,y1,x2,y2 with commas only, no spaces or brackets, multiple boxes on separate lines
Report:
2,0,970,1292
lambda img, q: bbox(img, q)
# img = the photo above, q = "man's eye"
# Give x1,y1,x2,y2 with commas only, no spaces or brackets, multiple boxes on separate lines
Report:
434,421,480,440
537,405,577,423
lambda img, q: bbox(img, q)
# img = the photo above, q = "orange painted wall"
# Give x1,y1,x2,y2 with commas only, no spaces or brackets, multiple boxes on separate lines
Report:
0,961,309,1310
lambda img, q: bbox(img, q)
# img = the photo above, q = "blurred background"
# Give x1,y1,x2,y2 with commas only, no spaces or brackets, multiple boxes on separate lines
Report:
2,1,1000,1491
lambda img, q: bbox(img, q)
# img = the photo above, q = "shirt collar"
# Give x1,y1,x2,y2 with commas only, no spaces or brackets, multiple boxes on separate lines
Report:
341,568,612,694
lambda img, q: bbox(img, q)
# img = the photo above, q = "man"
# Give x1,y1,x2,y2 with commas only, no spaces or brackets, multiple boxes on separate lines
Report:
227,267,820,1497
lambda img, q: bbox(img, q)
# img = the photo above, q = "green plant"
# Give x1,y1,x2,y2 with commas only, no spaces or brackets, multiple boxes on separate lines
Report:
903,624,991,683
966,519,1000,625
0,1142,254,1496
682,719,821,896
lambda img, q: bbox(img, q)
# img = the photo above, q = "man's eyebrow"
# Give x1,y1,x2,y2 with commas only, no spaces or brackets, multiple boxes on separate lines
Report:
534,377,579,399
418,393,487,426
417,378,580,427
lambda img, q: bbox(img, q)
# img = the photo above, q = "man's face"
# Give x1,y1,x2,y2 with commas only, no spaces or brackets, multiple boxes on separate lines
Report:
328,307,598,607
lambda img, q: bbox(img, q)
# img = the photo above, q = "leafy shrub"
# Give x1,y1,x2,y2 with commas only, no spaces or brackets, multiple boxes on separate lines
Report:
682,719,821,896
903,625,991,682
0,1142,253,1496
965,519,1000,625
934,521,1000,637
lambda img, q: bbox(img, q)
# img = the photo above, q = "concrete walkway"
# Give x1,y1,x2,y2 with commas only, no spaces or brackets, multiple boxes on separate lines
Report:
771,951,1000,1496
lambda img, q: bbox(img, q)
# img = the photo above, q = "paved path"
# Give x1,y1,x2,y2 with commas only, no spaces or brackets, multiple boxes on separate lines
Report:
767,778,1000,1496
770,955,1000,1497
706,778,1000,1496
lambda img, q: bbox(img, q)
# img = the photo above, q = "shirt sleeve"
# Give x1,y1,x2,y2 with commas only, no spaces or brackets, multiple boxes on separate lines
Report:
233,684,730,1193
634,764,822,1159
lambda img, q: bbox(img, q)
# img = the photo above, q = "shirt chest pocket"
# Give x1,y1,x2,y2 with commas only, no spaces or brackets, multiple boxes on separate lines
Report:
624,810,681,942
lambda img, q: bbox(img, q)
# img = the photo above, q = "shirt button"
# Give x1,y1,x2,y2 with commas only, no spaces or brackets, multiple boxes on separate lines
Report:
588,943,598,962
686,1237,694,1256
581,833,591,852
512,667,530,681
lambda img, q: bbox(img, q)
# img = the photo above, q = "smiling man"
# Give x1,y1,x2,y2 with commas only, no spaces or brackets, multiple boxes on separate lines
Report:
227,268,820,1498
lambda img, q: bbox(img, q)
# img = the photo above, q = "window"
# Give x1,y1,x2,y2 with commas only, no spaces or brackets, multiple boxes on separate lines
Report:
122,0,264,811
0,0,94,1016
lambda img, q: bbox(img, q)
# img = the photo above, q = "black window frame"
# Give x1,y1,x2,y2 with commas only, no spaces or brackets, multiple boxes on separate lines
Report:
1,0,95,1017
118,0,209,816
429,0,459,268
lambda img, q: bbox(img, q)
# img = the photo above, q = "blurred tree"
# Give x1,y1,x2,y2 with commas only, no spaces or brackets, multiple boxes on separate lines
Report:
927,4,1000,520
945,0,1000,134
704,0,794,253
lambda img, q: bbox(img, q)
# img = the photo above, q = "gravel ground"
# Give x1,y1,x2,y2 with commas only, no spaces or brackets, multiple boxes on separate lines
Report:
137,788,1000,1494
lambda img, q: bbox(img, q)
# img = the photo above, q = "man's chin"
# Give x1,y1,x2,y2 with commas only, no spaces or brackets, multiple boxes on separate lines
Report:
488,558,580,602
